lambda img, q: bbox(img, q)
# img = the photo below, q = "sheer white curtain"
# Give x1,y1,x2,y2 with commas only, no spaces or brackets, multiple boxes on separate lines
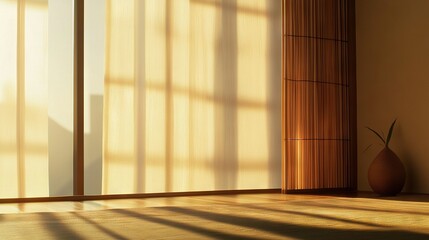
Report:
0,0,50,198
102,0,282,194
0,0,73,198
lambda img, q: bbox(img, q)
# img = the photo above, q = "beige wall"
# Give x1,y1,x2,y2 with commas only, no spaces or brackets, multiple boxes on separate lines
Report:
356,0,429,193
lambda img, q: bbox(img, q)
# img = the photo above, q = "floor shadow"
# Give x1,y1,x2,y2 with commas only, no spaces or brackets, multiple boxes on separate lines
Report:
161,206,429,240
287,199,429,217
359,193,429,203
39,212,84,239
71,212,128,240
111,208,261,240
239,203,383,228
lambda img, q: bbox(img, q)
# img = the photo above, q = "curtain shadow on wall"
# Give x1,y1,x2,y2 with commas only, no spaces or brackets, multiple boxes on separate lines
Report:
49,95,104,196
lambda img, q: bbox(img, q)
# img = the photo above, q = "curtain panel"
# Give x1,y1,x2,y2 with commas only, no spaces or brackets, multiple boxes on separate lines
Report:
101,0,282,194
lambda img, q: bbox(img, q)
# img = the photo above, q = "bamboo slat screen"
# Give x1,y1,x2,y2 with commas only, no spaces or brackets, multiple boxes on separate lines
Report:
282,0,356,191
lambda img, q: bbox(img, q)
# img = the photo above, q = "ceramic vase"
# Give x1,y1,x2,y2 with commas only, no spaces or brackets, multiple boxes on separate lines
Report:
368,147,406,196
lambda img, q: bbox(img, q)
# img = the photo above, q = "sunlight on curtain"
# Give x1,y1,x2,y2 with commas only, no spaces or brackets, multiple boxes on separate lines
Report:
237,0,271,188
0,0,73,198
103,0,137,194
0,0,49,198
102,0,281,194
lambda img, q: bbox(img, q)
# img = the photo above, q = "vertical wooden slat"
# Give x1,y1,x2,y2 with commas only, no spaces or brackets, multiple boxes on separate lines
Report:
282,0,356,192
74,0,84,196
281,0,287,193
348,0,357,190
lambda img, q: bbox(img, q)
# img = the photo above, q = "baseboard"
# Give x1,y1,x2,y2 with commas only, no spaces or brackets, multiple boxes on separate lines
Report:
284,188,357,195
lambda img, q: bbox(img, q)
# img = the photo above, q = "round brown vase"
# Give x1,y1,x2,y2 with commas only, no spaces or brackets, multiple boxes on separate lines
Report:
368,147,406,196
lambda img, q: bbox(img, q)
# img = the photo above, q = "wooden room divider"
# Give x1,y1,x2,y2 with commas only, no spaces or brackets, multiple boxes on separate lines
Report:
282,0,356,192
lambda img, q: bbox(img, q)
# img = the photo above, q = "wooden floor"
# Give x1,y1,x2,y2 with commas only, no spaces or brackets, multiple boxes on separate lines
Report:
0,193,429,239
0,193,320,214
0,192,427,214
